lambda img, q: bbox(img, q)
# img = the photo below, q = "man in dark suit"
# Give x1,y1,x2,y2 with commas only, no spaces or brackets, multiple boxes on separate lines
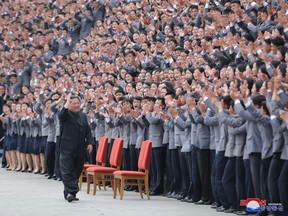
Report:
59,94,93,202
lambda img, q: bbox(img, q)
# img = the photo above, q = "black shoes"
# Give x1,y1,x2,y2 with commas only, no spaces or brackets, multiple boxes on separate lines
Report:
167,191,177,198
66,193,79,202
186,198,196,203
216,206,229,212
195,200,211,205
181,196,191,202
176,193,187,200
223,207,238,213
150,191,162,196
211,202,219,209
234,210,248,215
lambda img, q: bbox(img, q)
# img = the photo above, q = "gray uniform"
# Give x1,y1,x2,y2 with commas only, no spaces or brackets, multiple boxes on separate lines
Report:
234,100,262,154
191,107,210,150
146,112,164,148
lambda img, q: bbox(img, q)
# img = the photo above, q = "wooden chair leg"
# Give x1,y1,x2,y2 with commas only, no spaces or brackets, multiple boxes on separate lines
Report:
93,173,97,196
97,178,101,190
79,172,83,191
120,178,125,200
87,174,90,194
113,178,117,199
102,175,107,191
138,180,143,199
145,178,150,200
110,176,114,191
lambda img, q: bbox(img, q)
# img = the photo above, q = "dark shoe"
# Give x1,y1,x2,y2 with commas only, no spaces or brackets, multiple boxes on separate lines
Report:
204,201,213,205
57,178,62,181
181,196,191,202
167,191,176,198
150,191,161,196
177,194,187,200
47,175,53,179
172,193,180,199
186,198,196,203
216,206,228,212
235,210,248,215
165,191,172,197
211,202,218,209
67,193,79,202
134,188,139,192
44,173,49,177
224,208,238,213
195,200,205,205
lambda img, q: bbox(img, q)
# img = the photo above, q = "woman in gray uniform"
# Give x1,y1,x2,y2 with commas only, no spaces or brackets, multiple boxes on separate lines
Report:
30,110,42,174
18,103,29,172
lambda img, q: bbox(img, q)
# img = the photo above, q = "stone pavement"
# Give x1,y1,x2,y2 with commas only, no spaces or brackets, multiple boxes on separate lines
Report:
0,167,230,216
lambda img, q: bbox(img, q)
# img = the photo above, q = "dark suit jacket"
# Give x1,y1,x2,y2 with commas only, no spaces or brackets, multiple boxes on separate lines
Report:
59,108,93,158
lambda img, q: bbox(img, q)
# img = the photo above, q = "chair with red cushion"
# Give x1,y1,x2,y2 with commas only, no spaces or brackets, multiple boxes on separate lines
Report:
113,140,152,200
79,136,108,191
86,138,124,195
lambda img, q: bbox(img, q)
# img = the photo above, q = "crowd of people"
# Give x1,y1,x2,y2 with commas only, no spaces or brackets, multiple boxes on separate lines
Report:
1,0,288,214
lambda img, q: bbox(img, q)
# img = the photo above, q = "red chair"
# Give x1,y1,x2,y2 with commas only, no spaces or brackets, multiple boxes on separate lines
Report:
79,136,108,191
113,140,152,200
86,138,123,195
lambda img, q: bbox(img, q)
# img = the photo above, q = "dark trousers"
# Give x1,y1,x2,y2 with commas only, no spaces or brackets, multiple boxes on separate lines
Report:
223,157,238,209
244,159,255,198
165,147,172,193
1,137,6,166
106,139,114,167
179,148,189,195
197,148,212,202
87,139,97,164
150,147,165,194
215,151,229,209
122,147,130,171
60,154,84,195
54,136,61,179
278,160,288,216
261,157,272,202
211,150,219,204
249,153,262,198
169,148,181,194
184,151,193,196
45,141,56,177
236,157,246,203
268,153,284,203
191,146,202,202
129,145,138,171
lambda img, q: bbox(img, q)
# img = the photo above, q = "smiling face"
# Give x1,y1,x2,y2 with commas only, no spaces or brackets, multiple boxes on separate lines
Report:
69,98,81,113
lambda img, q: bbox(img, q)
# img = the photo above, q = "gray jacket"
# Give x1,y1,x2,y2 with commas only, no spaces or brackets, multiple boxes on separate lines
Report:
134,114,149,149
191,107,210,149
235,101,262,155
246,104,274,159
146,112,164,148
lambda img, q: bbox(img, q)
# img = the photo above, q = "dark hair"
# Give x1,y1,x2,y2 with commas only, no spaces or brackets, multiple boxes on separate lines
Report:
261,101,270,116
252,95,266,107
156,97,166,108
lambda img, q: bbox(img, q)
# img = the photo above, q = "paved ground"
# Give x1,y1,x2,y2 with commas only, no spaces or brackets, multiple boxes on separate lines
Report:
0,167,230,216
